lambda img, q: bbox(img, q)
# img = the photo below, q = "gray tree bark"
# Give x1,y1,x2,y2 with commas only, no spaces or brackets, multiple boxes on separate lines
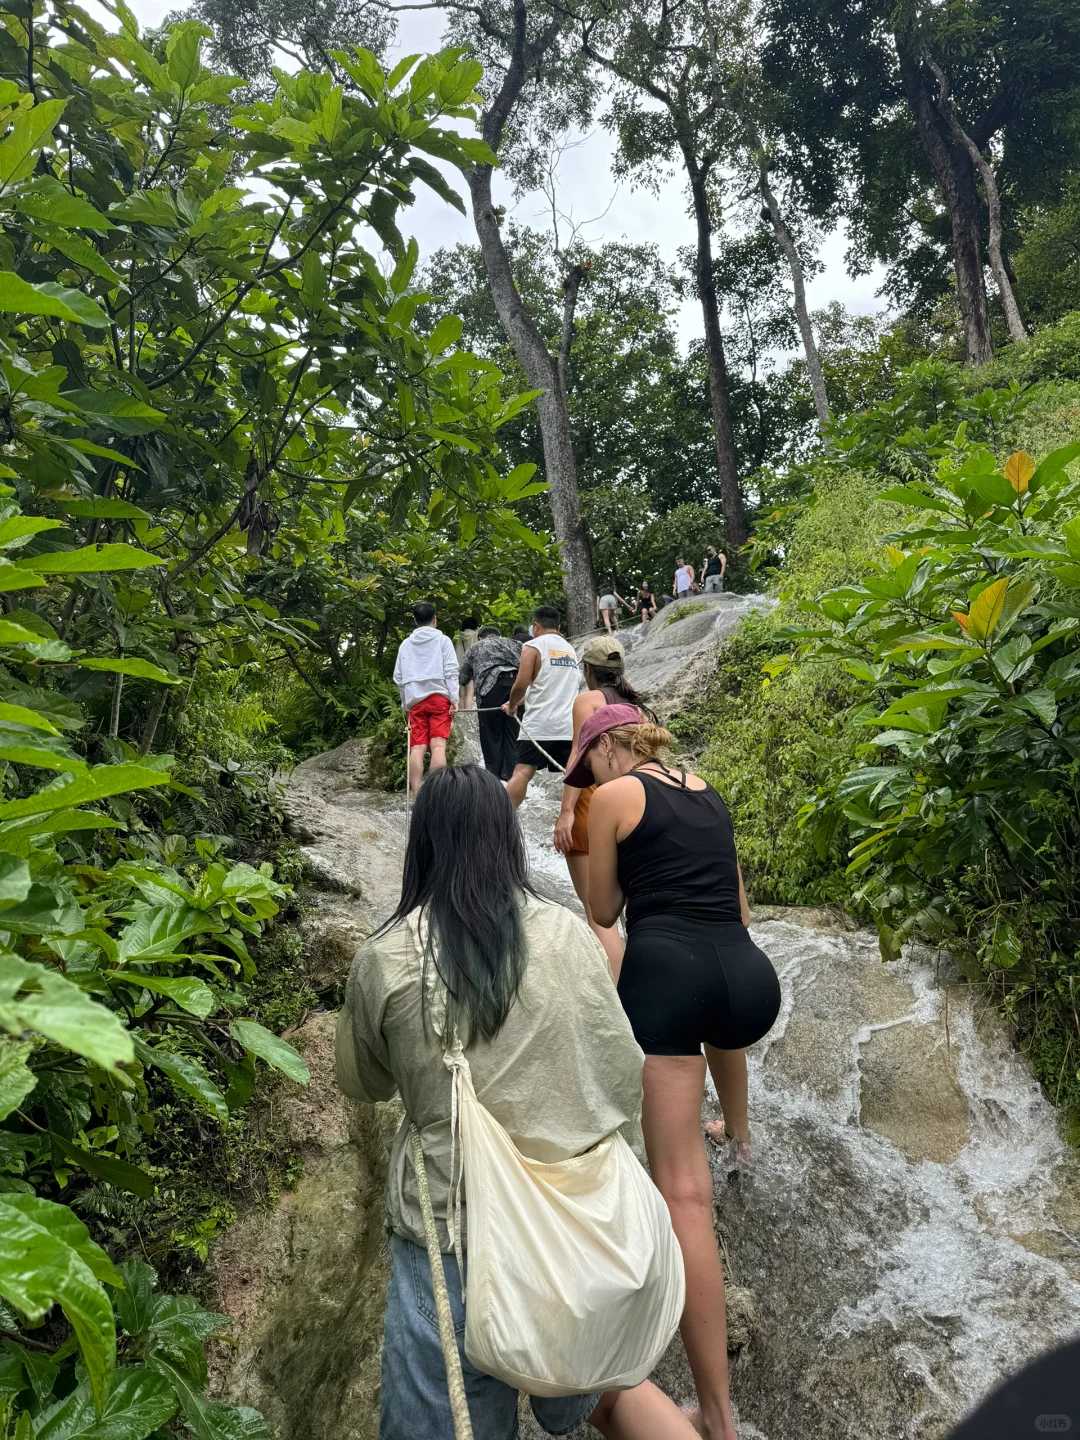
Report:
928,59,1027,345
557,261,587,397
467,3,595,636
750,146,831,425
895,36,994,366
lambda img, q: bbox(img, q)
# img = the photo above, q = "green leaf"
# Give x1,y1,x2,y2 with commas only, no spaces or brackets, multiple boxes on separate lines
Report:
0,1039,35,1122
965,576,1010,643
107,971,214,1019
55,497,150,519
1029,440,1080,494
0,626,62,654
33,1365,178,1440
0,763,170,821
166,20,206,89
117,906,221,963
0,516,65,549
0,855,31,904
49,1136,154,1199
22,544,165,575
0,954,134,1071
428,313,462,355
142,1293,226,1381
878,484,953,513
15,178,114,231
0,99,67,189
114,1260,158,1337
230,1019,309,1085
134,1039,228,1122
0,1193,117,1409
78,658,179,684
0,273,108,328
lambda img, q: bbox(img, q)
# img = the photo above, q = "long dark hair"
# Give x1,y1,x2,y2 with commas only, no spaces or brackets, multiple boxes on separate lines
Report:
583,664,657,722
374,765,533,1043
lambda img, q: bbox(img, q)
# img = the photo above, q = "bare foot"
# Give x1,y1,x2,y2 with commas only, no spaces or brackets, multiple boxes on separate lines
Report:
722,1137,752,1176
703,1117,726,1143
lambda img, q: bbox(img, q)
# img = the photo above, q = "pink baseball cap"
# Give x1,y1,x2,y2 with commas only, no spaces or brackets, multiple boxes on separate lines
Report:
564,703,644,787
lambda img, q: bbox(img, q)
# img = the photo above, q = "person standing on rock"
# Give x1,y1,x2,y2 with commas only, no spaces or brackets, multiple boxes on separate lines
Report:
636,582,658,627
574,707,781,1440
501,605,580,809
699,547,726,594
673,559,695,599
554,636,652,975
393,601,459,796
336,764,701,1440
460,625,522,781
597,585,630,635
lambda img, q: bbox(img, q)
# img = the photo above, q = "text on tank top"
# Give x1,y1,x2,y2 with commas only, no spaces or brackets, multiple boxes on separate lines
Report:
524,632,580,740
616,770,742,927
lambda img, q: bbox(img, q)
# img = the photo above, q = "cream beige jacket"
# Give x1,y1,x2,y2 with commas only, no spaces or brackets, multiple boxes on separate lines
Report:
335,894,644,1251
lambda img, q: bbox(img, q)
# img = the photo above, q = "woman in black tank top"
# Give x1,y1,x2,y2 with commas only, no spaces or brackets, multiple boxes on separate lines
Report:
564,708,780,1440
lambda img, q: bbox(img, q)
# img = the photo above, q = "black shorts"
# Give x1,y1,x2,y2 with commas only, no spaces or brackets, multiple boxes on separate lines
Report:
618,916,780,1056
514,737,572,773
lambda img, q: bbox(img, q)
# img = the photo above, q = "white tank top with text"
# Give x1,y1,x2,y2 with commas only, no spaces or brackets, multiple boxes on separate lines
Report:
523,632,580,740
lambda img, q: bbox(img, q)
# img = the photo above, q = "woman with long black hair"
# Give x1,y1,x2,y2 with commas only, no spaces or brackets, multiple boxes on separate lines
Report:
575,710,781,1440
336,764,699,1440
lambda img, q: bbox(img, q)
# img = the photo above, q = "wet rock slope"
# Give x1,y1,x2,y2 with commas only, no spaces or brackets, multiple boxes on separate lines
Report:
211,594,1080,1440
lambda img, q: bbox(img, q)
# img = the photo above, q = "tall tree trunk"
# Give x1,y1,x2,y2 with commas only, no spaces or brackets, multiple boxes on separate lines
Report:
468,166,595,634
927,59,1027,344
755,158,830,425
686,162,748,547
896,38,993,366
557,261,587,397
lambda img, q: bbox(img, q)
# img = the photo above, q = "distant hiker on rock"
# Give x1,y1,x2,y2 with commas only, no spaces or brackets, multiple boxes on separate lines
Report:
596,585,630,635
554,635,652,975
453,614,479,667
636,582,657,626
336,764,700,1440
392,601,459,797
502,605,580,809
572,708,782,1440
460,625,522,781
699,546,726,594
673,559,695,599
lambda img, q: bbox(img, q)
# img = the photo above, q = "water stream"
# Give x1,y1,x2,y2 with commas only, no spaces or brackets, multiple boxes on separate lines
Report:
213,593,1079,1440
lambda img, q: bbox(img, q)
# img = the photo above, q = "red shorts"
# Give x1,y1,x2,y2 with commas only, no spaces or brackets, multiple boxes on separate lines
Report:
408,694,453,748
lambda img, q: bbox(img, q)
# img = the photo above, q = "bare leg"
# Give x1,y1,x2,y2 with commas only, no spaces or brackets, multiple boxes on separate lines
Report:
504,763,535,810
407,744,427,796
642,1055,737,1440
428,737,448,775
703,1047,750,1153
589,1381,700,1438
566,852,624,978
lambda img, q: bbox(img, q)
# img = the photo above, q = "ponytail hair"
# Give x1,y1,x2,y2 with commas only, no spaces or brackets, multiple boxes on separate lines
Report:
607,720,673,765
583,663,657,722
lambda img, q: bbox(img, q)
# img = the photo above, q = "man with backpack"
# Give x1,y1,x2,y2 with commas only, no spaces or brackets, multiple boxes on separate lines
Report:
392,601,459,795
502,604,580,808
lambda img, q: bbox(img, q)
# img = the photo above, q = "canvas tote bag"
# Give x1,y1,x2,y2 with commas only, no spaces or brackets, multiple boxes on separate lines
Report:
437,1037,685,1397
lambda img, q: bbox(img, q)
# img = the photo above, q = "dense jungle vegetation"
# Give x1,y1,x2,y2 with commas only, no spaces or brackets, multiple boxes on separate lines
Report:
1,0,1079,1433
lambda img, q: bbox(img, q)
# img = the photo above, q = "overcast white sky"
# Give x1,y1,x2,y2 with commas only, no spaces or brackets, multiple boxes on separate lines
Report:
124,0,887,357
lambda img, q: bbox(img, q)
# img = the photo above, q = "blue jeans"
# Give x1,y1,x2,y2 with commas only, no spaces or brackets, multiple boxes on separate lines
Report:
380,1234,600,1439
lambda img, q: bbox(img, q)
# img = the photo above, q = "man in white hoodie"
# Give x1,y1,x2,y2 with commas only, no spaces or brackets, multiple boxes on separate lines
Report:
393,601,460,795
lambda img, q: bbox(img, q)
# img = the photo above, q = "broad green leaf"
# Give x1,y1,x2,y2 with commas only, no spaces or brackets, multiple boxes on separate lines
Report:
0,954,134,1070
0,763,170,820
0,99,67,188
78,658,179,684
166,20,206,89
970,470,1015,509
134,1039,228,1122
0,623,53,650
1003,450,1035,494
1030,440,1080,493
22,543,165,575
0,273,108,328
0,516,65,549
55,497,150,519
49,1135,154,1199
0,737,86,774
0,855,31,904
16,178,114,231
230,1019,309,1085
114,1260,158,1337
117,906,221,962
59,390,166,426
33,1365,177,1440
1063,514,1080,561
0,565,44,593
428,313,462,355
965,577,1010,643
878,484,953,513
0,1038,35,1121
0,1193,117,1409
142,1293,227,1380
107,971,214,1018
